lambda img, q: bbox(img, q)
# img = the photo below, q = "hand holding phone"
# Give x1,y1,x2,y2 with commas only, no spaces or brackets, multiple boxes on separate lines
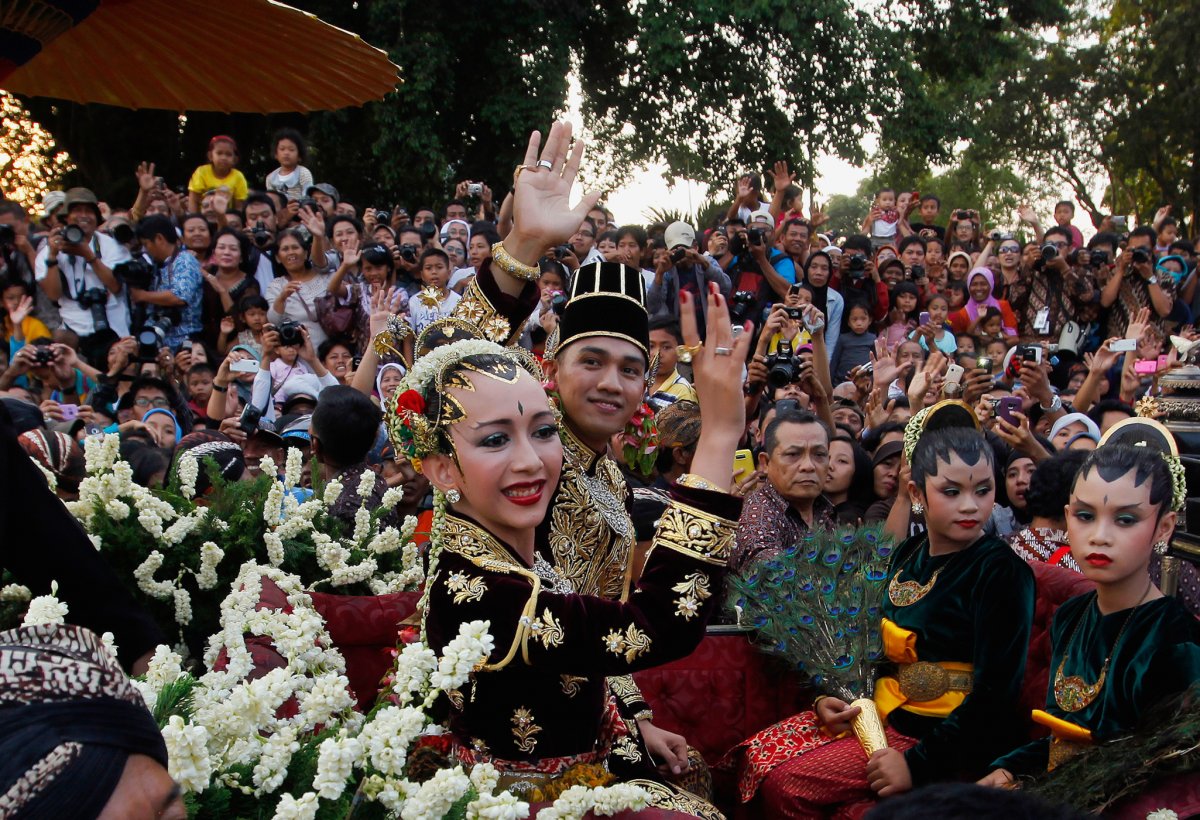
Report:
919,311,931,326
59,403,79,421
733,449,755,481
1110,338,1138,353
996,396,1022,425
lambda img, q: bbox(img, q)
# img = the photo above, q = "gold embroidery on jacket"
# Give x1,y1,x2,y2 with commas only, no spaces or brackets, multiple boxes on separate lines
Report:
560,675,588,697
603,624,652,663
652,503,736,565
444,571,487,605
671,572,713,620
512,706,541,754
613,735,643,763
446,689,464,710
608,675,643,706
524,608,565,650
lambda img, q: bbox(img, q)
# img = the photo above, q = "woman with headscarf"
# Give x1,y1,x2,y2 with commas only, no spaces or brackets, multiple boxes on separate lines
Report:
801,250,842,357
949,268,1018,337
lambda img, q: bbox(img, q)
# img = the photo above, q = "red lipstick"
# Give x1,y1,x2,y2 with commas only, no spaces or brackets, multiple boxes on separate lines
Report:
502,480,545,506
955,519,980,529
1084,553,1112,567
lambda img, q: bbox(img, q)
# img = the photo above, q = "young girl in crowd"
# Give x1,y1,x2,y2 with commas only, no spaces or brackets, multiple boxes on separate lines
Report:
981,419,1200,785
738,408,1035,816
824,433,876,523
219,294,269,358
188,135,248,212
264,128,313,201
882,281,921,347
831,303,877,384
911,292,956,356
270,337,314,406
864,187,900,248
405,248,461,337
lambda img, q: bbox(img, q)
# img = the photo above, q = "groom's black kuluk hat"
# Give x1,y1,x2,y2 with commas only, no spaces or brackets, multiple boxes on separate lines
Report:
556,261,649,362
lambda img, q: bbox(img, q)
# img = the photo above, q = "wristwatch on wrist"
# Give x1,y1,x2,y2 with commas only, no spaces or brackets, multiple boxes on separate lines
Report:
1148,274,1160,285
1040,394,1062,412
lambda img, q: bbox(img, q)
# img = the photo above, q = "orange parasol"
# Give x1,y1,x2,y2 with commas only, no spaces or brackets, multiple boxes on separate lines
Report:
0,0,399,112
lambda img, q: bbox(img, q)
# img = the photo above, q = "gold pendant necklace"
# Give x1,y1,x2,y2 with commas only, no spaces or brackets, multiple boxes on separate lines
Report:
1053,581,1151,713
888,565,945,607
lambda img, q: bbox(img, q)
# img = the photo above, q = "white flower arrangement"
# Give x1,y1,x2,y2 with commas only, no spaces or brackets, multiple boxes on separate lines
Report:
137,564,645,819
21,580,67,627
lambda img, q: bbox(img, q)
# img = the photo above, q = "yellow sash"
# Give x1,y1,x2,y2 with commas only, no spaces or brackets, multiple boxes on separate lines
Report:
1031,710,1094,744
874,618,972,722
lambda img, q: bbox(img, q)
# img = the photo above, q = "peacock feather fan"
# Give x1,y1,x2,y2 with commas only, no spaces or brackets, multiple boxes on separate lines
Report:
730,524,895,703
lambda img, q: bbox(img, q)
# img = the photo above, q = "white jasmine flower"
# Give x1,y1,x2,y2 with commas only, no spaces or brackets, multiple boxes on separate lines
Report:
400,766,472,820
196,542,224,589
323,479,343,506
313,735,363,800
178,455,199,499
467,790,529,820
0,584,31,603
380,486,405,510
284,447,303,490
357,468,376,499
162,715,213,793
272,792,319,820
22,580,68,627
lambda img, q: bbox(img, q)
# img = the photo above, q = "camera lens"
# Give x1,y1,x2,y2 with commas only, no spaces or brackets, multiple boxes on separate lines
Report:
63,225,85,245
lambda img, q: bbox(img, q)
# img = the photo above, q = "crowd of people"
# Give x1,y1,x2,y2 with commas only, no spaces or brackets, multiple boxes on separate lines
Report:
1,119,1198,818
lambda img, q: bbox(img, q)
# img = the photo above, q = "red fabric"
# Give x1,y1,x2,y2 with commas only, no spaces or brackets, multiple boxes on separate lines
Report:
752,726,917,819
632,633,808,767
1108,771,1200,818
724,711,829,802
308,589,419,708
1021,563,1095,733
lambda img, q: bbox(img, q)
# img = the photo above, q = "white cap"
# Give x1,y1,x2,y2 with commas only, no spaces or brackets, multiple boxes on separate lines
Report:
664,221,696,250
749,209,774,227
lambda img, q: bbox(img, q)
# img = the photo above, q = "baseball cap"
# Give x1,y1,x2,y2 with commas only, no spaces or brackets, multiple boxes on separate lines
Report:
749,209,774,227
305,183,340,205
664,221,696,250
42,191,66,220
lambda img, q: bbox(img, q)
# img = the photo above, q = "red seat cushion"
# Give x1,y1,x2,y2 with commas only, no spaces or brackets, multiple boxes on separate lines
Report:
308,589,419,708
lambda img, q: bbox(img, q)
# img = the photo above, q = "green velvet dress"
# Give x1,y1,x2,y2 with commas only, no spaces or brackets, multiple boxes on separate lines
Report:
994,591,1200,775
881,533,1036,784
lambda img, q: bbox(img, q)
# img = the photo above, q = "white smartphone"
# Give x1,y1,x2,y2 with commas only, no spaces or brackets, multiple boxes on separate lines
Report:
944,363,965,385
1110,338,1138,353
230,359,260,374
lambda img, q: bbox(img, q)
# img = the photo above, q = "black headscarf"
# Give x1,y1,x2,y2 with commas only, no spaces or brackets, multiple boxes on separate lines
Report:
802,250,835,320
0,624,168,819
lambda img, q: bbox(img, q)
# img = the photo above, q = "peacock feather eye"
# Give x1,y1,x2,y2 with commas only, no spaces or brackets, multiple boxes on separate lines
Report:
754,615,769,627
800,615,814,625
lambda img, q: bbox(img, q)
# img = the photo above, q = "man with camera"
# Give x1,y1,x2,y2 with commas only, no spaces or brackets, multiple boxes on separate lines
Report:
34,188,132,365
772,218,812,284
1003,226,1093,342
647,221,731,324
128,215,203,353
721,210,793,326
1100,225,1174,339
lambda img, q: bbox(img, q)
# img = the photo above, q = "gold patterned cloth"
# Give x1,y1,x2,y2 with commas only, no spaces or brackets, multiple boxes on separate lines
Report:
422,485,738,811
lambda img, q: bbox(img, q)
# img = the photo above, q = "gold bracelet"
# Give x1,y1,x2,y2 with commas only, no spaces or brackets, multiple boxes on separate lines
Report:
634,709,654,723
491,242,540,282
676,473,725,492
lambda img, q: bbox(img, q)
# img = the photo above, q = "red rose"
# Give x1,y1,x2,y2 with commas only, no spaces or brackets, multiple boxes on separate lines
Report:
395,389,425,415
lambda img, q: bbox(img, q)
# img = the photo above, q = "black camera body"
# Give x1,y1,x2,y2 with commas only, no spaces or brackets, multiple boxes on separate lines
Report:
729,290,756,322
1040,243,1059,262
109,222,135,245
550,292,568,316
239,402,264,435
113,258,156,291
554,244,572,260
399,243,419,263
748,228,766,247
955,210,970,220
375,210,391,226
32,343,54,366
418,221,437,241
1131,247,1153,265
137,314,174,360
0,224,15,246
75,287,110,333
277,320,304,347
62,224,86,245
297,196,321,214
848,254,867,281
1089,249,1109,265
670,247,688,265
729,233,748,256
766,339,801,389
909,264,925,280
251,221,272,247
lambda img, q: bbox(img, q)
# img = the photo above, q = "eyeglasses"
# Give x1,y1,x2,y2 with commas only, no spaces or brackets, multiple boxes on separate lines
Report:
134,396,170,409
999,245,1021,253
1047,241,1069,249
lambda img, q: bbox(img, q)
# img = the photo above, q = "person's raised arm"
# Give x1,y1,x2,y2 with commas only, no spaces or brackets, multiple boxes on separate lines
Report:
804,304,834,398
352,286,405,399
493,122,602,298
680,284,754,489
749,242,792,300
326,238,360,297
1017,205,1043,244
768,161,795,219
1072,337,1120,414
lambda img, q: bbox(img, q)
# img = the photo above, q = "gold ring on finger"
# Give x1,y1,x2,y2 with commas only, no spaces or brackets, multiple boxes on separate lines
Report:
676,343,702,364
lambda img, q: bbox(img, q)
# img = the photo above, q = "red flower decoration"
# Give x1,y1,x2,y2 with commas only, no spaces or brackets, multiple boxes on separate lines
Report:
395,389,426,415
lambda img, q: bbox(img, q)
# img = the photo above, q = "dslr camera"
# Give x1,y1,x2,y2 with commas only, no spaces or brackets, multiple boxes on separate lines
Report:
375,210,391,226
729,290,756,322
75,287,111,333
251,221,272,247
62,224,86,245
137,314,174,360
398,243,419,263
31,342,55,366
747,227,767,247
277,320,304,347
113,258,156,290
670,247,688,266
1131,247,1153,265
550,291,568,316
554,245,572,260
0,224,14,246
766,339,802,389
848,254,867,280
909,263,925,280
297,196,321,214
1040,243,1060,262
239,402,264,435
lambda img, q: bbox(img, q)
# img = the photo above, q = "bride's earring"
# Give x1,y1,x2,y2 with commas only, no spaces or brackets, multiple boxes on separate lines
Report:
447,489,462,504
1154,540,1170,555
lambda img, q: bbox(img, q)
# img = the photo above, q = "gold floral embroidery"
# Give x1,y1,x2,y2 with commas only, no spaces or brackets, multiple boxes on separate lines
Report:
603,624,652,663
512,706,541,754
613,736,643,763
446,688,464,710
671,572,712,620
444,571,487,604
522,608,565,649
560,674,588,697
625,779,723,820
471,737,490,755
453,279,514,344
652,503,736,565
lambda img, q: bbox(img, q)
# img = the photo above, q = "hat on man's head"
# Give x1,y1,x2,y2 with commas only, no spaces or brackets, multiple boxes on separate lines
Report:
555,261,649,362
749,209,774,227
63,187,100,218
664,221,696,250
305,183,340,205
41,190,66,220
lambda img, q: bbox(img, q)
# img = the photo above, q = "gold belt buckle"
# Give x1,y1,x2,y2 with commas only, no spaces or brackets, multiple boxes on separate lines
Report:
897,661,951,701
